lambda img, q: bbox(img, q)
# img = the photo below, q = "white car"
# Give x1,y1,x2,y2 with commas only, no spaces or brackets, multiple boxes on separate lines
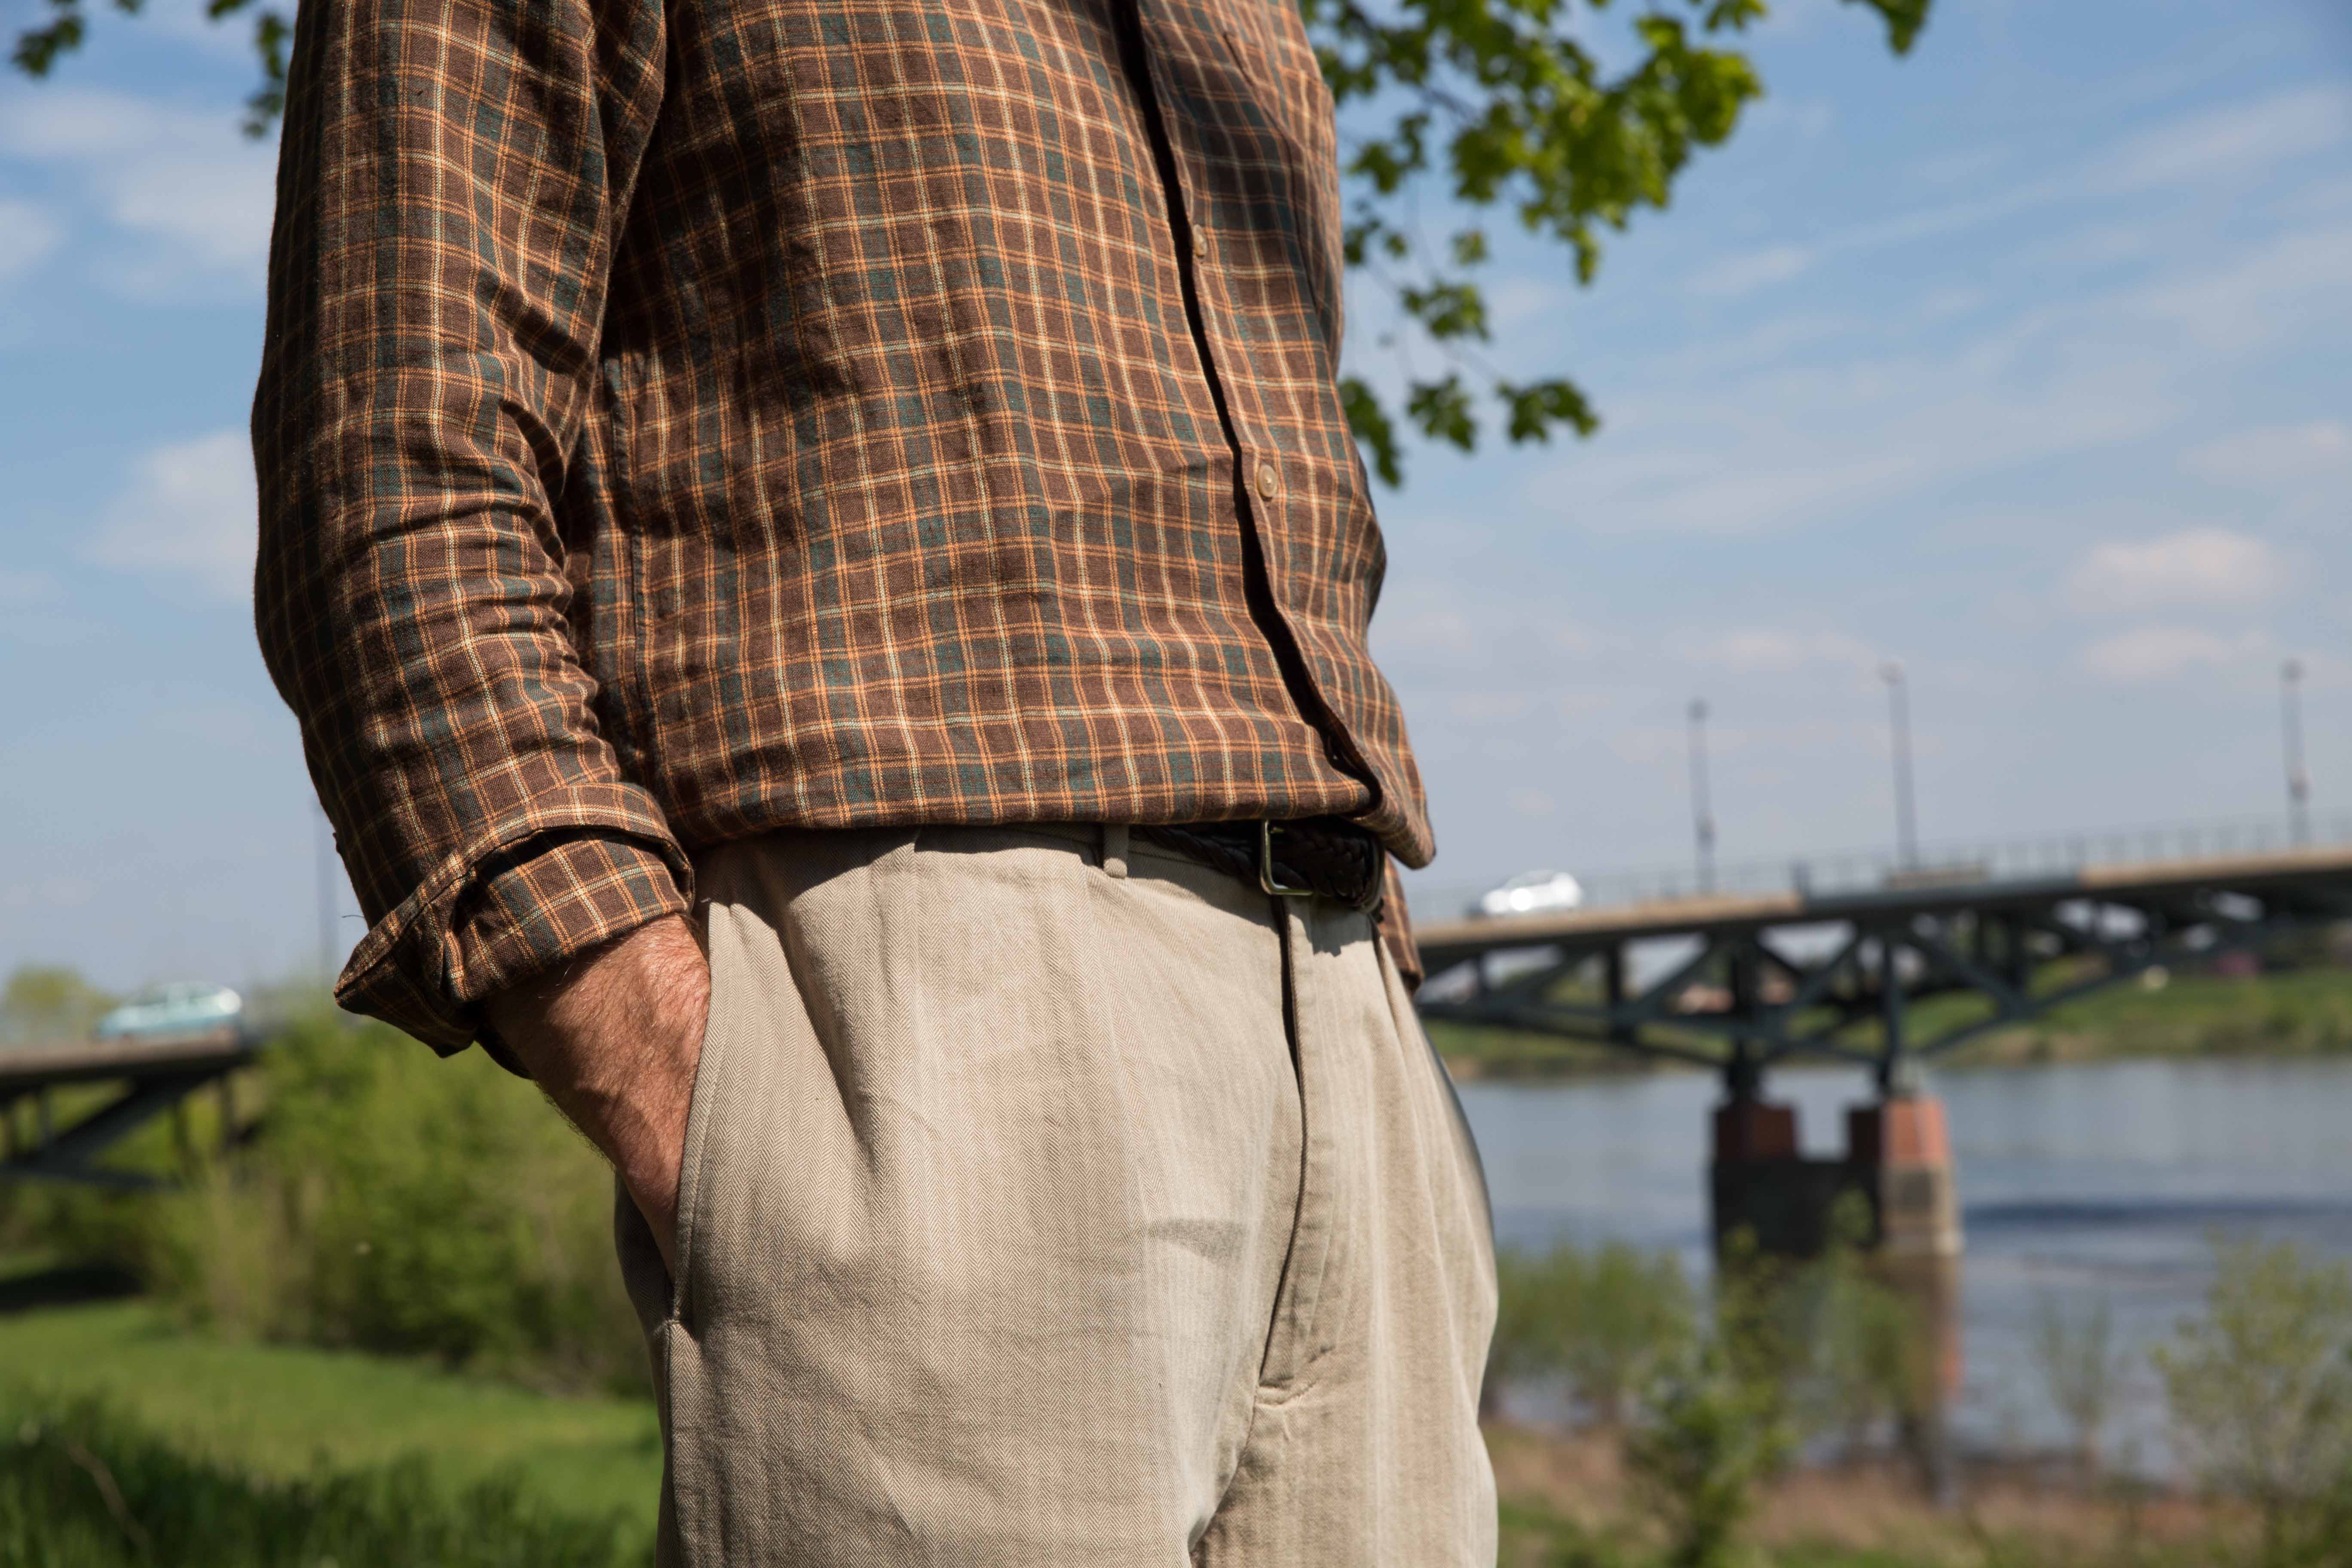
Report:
1468,870,1584,919
94,982,245,1041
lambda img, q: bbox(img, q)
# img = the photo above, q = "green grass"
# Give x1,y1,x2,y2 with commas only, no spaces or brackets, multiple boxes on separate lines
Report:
0,1301,660,1546
1428,1018,1651,1078
1942,965,2352,1068
0,1398,631,1567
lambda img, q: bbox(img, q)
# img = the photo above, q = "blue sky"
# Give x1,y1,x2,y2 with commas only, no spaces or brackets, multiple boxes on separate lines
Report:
1,0,2347,990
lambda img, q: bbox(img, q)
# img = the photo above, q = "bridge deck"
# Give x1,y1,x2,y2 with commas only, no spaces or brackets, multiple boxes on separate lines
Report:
1415,842,2352,968
0,1029,256,1095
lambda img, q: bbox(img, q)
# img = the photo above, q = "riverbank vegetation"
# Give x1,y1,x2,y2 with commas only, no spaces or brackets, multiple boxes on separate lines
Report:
1483,1231,2352,1568
2,1003,645,1396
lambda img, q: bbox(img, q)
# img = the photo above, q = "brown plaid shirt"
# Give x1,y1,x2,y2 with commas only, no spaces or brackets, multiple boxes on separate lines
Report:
254,0,1432,1052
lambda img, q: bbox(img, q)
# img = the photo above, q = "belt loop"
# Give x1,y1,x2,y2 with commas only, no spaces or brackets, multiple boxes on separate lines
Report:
1100,823,1130,879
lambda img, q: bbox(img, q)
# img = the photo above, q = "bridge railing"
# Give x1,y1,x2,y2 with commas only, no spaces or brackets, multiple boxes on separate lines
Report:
1409,811,2352,921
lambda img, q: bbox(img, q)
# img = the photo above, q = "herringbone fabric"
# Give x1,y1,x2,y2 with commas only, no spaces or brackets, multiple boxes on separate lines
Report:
613,824,1496,1563
254,0,1431,1051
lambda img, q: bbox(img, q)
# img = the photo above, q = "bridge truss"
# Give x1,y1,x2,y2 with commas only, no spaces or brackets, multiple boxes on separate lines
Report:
1414,845,2352,1096
0,1031,258,1189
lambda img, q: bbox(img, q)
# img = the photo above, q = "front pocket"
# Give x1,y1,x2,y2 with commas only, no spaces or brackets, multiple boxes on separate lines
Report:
666,904,736,1327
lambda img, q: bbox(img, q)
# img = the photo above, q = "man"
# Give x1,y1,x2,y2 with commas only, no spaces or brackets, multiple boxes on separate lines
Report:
252,0,1496,1557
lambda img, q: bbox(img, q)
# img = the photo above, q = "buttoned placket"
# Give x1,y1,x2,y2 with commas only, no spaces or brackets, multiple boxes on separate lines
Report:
1115,0,1314,720
1113,0,1381,812
1115,3,1256,484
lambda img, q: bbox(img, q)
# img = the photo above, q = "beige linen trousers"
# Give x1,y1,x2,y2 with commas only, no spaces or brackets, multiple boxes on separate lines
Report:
614,823,1498,1565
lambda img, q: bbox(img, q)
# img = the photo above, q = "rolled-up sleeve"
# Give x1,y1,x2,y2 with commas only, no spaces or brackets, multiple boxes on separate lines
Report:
252,0,677,1053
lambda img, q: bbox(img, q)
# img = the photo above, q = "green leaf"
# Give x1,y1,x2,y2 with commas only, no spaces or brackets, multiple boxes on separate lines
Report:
10,0,83,78
1398,279,1490,343
1844,0,1931,54
1406,374,1478,452
1340,376,1404,487
240,9,289,138
1497,377,1598,444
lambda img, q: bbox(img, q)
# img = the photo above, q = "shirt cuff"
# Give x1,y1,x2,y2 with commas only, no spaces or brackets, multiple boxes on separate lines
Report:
335,828,693,1055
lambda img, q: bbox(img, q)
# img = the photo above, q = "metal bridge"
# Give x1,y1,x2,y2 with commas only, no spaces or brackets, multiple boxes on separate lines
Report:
1411,818,2352,1095
1411,817,2352,1447
0,1029,257,1188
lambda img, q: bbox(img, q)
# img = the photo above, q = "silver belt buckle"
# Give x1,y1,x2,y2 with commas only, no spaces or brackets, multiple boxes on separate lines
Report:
1259,821,1316,899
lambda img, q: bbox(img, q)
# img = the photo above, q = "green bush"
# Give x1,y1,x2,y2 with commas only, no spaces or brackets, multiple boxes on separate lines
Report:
2154,1237,2352,1566
1774,1204,1929,1464
0,964,115,1046
1611,1216,1924,1568
0,1395,629,1567
1490,1241,1697,1428
2032,1291,2125,1478
1623,1339,1791,1568
34,1003,649,1395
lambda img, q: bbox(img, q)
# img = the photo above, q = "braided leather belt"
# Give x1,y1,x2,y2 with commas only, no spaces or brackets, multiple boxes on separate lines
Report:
1136,818,1385,914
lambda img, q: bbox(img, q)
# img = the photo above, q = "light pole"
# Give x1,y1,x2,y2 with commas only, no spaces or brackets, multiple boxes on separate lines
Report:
1687,699,1718,893
2282,658,2312,845
1881,661,1919,871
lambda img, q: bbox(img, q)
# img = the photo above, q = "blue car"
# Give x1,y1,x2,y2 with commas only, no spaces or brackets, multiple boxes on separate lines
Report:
94,983,245,1041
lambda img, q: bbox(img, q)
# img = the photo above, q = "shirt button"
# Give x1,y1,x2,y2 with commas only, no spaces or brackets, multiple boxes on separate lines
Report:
1255,461,1279,501
1192,229,1211,260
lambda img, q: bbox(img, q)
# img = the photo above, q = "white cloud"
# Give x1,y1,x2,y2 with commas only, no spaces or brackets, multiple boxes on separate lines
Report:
0,200,62,284
1531,337,2182,536
1371,580,1611,674
109,157,278,270
132,0,272,60
84,431,257,602
2065,528,2284,615
0,88,276,288
1683,628,1880,676
0,88,168,158
2097,86,2352,193
2122,222,2352,353
2183,420,2352,492
2079,625,2270,682
1690,244,1816,298
1604,715,1882,770
1676,87,2352,294
1520,200,2352,539
1907,146,2012,191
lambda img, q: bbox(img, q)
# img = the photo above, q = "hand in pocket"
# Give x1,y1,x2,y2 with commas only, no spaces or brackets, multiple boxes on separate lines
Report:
486,914,712,1275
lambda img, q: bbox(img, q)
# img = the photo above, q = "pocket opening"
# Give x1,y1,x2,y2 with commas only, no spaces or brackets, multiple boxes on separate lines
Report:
665,906,733,1327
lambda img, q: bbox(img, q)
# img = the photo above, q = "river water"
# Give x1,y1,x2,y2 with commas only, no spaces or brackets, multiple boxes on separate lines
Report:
1457,1057,2352,1469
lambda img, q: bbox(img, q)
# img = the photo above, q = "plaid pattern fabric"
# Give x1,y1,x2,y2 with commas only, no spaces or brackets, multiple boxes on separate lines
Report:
254,0,1431,1052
